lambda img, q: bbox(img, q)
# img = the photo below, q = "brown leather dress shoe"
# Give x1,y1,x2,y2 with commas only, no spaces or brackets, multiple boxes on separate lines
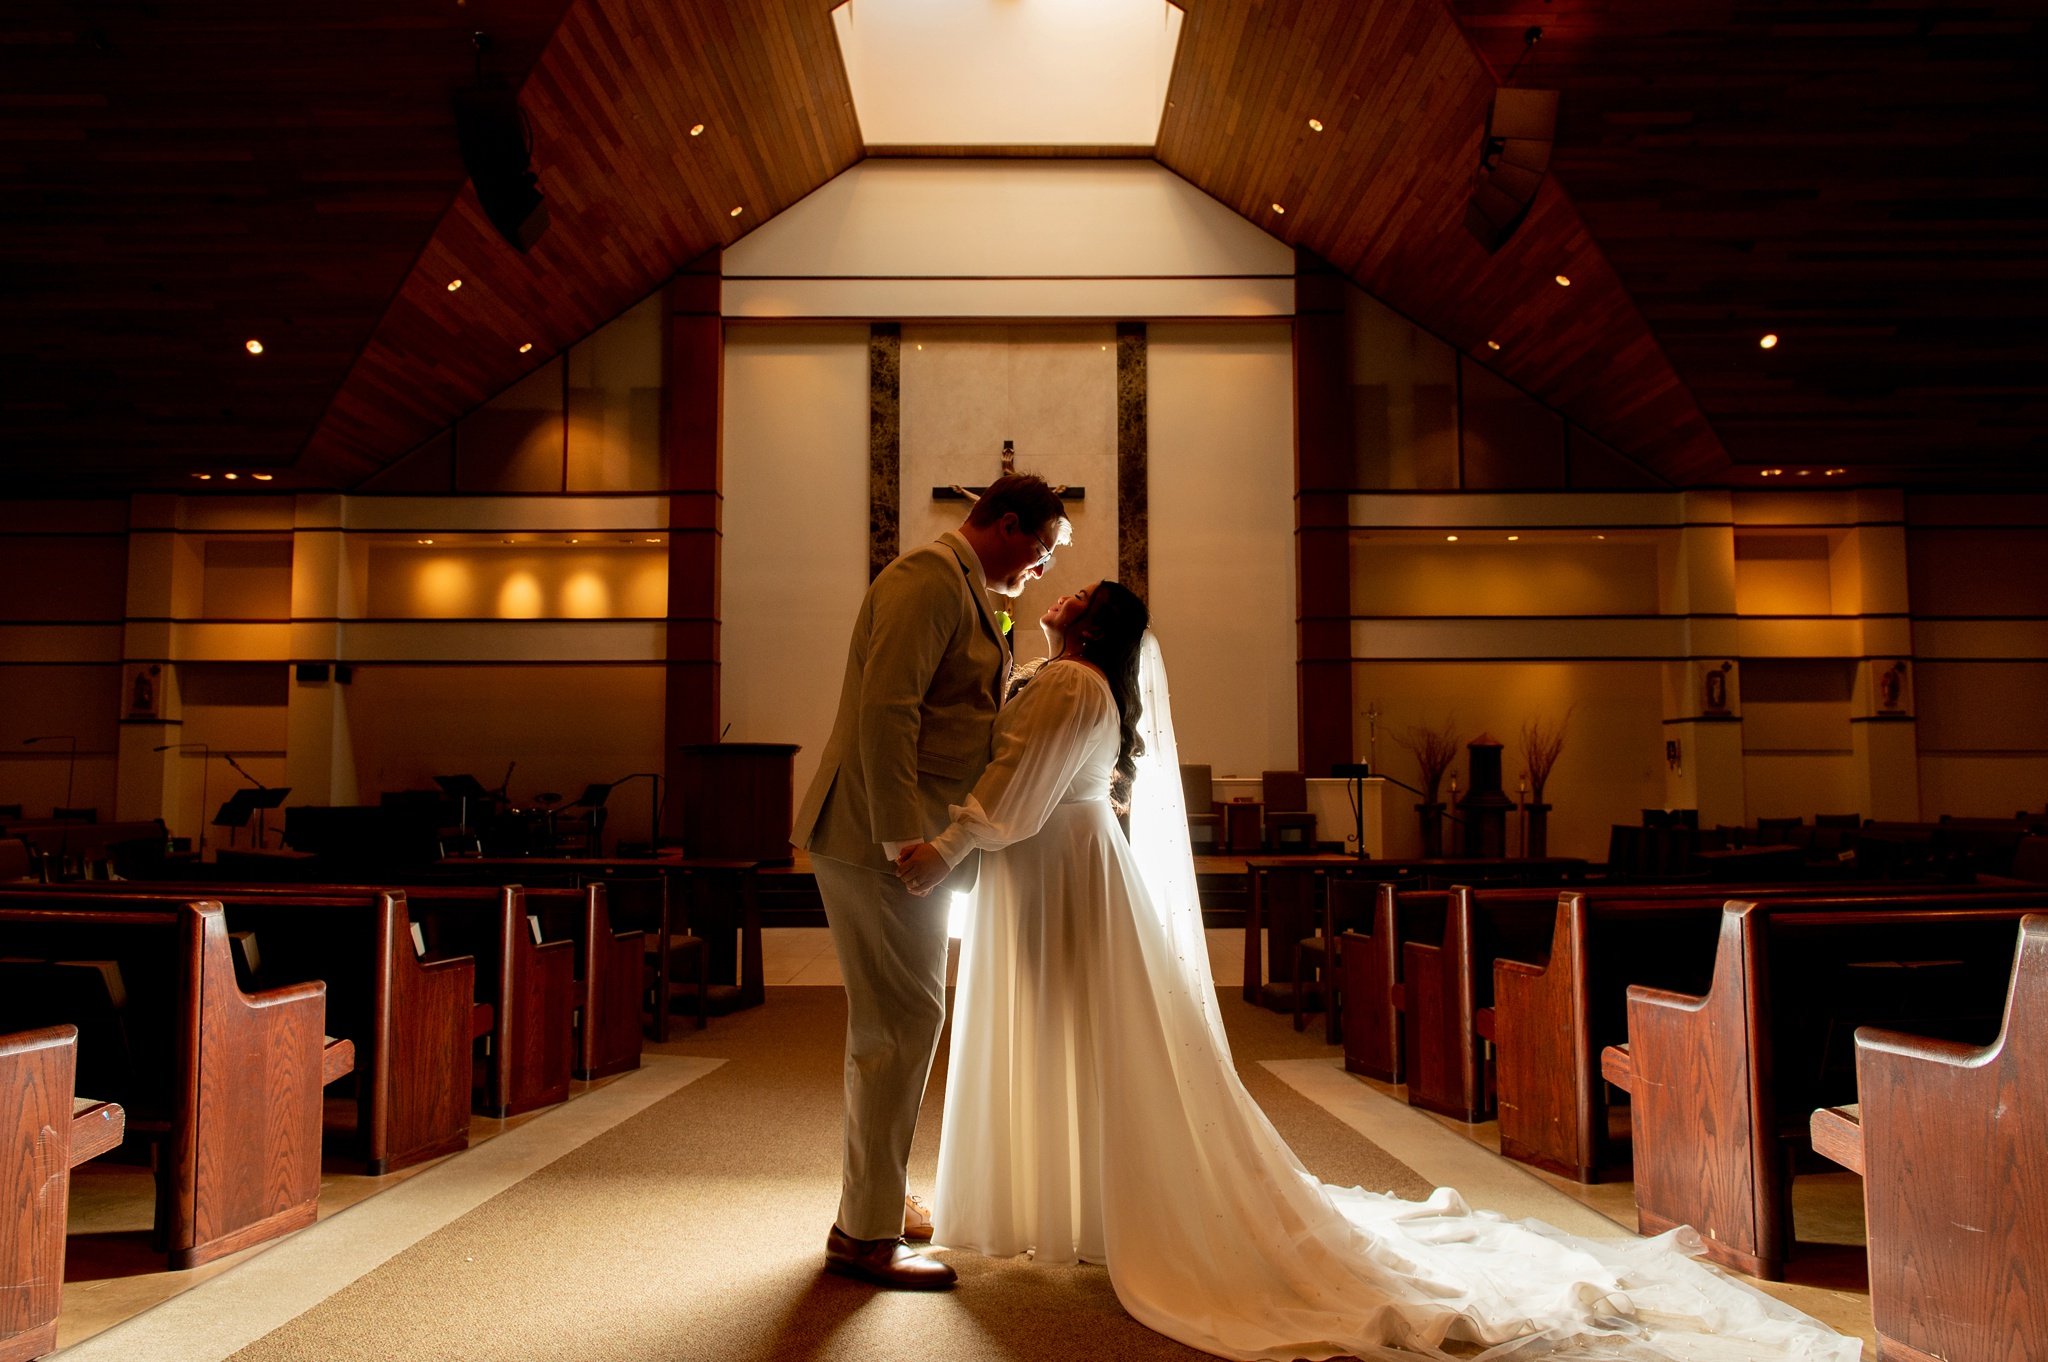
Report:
902,1194,934,1243
825,1225,957,1290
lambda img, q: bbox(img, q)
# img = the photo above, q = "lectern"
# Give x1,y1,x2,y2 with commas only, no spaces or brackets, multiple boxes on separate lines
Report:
673,743,799,862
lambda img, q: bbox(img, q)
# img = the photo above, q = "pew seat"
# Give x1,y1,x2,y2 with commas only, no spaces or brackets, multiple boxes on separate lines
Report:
3,1025,125,1362
0,903,344,1269
1611,892,2046,1279
1809,914,2046,1362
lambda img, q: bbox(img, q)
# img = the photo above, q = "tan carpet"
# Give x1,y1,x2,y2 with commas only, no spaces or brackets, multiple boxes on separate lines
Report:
225,988,1431,1362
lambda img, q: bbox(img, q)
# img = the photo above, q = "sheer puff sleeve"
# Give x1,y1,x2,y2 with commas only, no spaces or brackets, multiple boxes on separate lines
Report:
930,661,1114,868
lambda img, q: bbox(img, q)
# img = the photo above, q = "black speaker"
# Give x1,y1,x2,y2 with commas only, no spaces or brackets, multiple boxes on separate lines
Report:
295,663,329,683
1464,88,1558,252
453,83,549,253
334,664,354,685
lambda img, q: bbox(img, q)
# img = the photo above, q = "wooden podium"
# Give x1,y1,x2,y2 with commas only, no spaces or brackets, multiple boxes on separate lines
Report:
674,743,799,862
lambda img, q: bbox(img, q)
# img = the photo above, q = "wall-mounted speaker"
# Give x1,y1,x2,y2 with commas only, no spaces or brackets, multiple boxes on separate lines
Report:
453,83,549,253
295,663,329,683
1464,88,1558,253
334,664,354,685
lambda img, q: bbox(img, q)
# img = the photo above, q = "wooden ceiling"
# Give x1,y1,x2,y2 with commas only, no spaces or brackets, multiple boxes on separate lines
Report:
0,1,573,485
1448,0,2048,480
3,1,2041,491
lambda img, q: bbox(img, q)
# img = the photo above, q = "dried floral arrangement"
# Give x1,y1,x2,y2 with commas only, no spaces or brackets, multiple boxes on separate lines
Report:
1395,716,1464,805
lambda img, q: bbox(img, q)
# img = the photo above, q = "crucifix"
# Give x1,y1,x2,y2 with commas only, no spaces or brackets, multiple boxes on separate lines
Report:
931,439,1085,502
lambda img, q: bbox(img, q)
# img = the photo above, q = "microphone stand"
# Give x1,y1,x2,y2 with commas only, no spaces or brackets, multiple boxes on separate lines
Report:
1334,762,1468,861
221,751,272,848
152,741,212,859
23,735,80,871
608,773,664,855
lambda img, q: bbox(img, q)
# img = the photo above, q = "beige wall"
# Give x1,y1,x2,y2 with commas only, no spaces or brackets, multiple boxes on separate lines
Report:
344,665,665,812
719,324,872,805
364,545,667,619
1148,322,1298,778
1353,661,1666,862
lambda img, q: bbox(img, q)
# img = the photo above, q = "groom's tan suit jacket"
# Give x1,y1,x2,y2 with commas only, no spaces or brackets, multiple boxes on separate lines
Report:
792,531,1012,884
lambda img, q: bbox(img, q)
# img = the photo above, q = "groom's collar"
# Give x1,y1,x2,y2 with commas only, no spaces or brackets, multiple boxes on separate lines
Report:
938,530,1012,665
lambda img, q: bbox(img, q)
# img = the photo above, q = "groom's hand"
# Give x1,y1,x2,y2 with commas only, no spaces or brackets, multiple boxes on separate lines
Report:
894,842,949,897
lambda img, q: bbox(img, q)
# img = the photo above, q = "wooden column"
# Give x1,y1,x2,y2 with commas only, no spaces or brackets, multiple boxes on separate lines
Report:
663,254,723,838
1116,322,1148,599
1295,251,1354,779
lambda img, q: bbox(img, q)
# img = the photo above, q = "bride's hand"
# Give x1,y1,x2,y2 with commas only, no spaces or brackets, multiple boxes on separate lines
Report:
894,842,949,897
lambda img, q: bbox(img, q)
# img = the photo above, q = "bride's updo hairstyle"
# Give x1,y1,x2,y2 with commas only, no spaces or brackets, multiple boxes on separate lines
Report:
1067,580,1150,815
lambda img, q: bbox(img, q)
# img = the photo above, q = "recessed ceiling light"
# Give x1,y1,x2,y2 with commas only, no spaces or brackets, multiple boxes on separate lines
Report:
645,537,661,544
251,473,274,481
690,124,705,136
1486,340,1501,351
1308,119,1324,132
729,206,743,217
1759,333,1779,349
1507,534,1520,542
1554,274,1572,287
1826,467,1846,476
1445,534,1459,543
519,342,534,354
502,538,515,545
192,473,212,480
1761,468,1784,477
244,339,264,355
446,279,463,292
1795,469,1811,476
1596,534,1607,540
418,538,434,545
567,538,579,544
1271,203,1286,214
222,472,238,480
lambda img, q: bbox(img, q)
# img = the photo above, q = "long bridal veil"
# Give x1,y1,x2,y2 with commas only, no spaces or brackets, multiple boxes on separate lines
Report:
1127,631,1230,1049
1108,632,1857,1362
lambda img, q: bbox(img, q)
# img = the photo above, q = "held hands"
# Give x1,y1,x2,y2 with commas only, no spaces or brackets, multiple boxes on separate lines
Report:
894,842,950,897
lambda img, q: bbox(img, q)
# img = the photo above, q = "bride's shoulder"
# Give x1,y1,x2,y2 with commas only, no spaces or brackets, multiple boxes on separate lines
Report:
1043,657,1114,703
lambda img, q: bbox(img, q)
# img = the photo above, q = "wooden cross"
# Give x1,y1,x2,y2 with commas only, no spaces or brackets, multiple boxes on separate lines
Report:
932,439,1085,502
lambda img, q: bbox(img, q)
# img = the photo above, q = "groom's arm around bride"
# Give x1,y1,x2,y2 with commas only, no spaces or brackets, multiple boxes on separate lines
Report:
790,475,1067,1287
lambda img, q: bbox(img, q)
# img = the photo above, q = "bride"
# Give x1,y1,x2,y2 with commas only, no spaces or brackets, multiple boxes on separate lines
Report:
892,581,1857,1362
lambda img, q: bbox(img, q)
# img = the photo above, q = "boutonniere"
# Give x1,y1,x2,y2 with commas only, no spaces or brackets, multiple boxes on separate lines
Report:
994,610,1014,636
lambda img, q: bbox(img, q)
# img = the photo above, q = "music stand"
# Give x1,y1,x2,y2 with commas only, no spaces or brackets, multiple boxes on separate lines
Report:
214,787,289,850
433,774,493,835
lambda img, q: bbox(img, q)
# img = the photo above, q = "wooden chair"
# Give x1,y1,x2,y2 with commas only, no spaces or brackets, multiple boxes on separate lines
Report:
1290,869,1371,1040
602,874,709,1040
1260,770,1316,850
2,1024,124,1362
49,808,96,823
1810,914,2046,1362
1179,764,1223,851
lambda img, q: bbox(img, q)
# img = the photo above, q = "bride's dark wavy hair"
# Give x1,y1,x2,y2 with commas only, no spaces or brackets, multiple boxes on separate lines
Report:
1069,581,1150,815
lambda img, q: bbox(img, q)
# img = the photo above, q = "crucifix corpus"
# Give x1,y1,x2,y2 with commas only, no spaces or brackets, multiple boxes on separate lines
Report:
932,440,1085,503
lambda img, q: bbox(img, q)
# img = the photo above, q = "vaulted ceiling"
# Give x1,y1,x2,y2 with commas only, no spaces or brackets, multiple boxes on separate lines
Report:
3,1,2041,493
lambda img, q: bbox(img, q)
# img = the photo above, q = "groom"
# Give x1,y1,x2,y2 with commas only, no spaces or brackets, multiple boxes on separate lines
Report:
792,474,1069,1289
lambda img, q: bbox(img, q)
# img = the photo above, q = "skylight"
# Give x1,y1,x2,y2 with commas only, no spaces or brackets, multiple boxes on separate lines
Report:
831,0,1185,148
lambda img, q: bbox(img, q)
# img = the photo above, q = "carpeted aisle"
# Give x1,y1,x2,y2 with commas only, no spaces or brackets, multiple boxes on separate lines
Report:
223,988,1431,1362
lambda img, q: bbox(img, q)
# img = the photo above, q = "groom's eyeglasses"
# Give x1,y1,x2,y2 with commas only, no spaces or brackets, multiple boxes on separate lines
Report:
1027,528,1058,573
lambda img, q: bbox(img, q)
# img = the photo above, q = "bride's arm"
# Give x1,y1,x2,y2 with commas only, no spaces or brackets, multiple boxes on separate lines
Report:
928,665,1112,866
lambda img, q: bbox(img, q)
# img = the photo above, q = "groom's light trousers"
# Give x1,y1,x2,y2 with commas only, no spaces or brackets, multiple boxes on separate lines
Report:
812,853,954,1242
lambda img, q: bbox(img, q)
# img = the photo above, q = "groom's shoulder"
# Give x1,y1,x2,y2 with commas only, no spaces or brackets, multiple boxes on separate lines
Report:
873,539,966,594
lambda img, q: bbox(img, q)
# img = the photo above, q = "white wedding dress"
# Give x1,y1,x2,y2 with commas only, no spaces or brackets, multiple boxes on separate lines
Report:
927,644,1857,1362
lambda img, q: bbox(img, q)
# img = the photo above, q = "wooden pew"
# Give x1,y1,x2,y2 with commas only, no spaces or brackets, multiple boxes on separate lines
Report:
135,876,642,1086
0,904,350,1270
1339,885,1447,1084
1488,882,1919,1182
2,1025,124,1362
518,884,644,1081
0,886,466,1175
1809,914,2045,1362
1603,891,2046,1279
1396,886,1559,1121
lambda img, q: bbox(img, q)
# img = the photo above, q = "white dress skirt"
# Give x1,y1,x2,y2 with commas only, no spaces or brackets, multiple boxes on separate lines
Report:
928,660,1857,1362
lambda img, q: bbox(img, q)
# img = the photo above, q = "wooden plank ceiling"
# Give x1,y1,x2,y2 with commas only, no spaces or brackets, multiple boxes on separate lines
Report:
0,1,572,485
1448,0,2048,480
4,1,2040,490
1157,0,1729,485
